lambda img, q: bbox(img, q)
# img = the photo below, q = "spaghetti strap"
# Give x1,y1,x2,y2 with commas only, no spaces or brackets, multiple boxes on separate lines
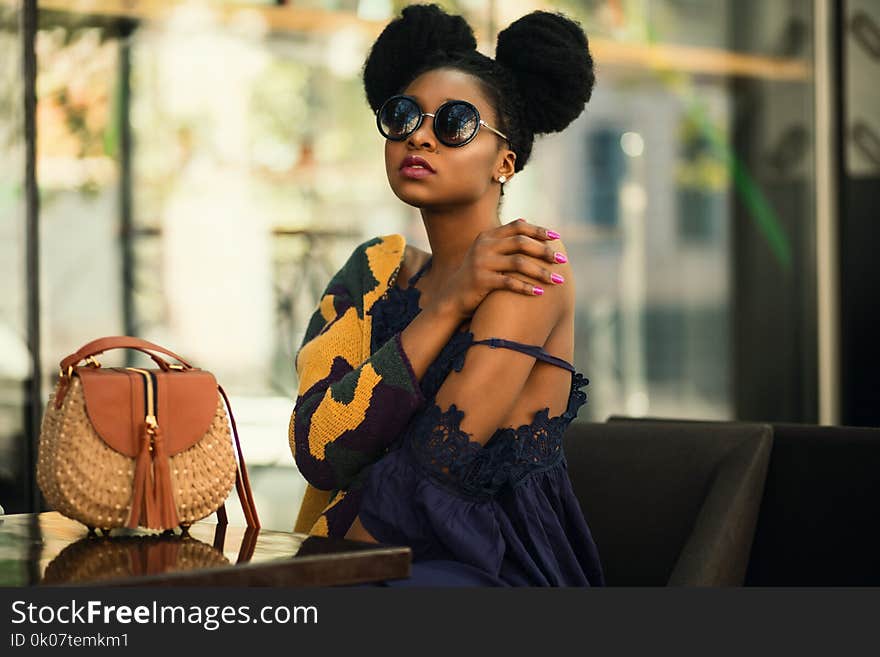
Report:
408,254,433,286
470,337,575,373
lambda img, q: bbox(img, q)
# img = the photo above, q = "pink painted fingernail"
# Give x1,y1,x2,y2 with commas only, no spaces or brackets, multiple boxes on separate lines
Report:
546,230,560,239
551,273,564,284
554,252,567,263
533,286,544,295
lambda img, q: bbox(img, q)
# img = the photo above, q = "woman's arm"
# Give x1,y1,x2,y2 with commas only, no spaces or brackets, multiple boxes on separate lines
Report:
290,251,469,492
431,242,572,446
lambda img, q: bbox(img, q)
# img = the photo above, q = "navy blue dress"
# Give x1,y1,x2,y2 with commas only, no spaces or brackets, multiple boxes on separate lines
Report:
359,255,605,587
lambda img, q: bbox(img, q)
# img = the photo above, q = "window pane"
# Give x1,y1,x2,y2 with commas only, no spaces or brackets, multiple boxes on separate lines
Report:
501,0,816,422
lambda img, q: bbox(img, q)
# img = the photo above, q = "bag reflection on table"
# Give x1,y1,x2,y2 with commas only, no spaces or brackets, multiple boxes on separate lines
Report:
40,524,258,584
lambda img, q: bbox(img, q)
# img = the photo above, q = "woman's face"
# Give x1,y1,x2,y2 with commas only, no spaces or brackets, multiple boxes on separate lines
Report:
383,67,515,209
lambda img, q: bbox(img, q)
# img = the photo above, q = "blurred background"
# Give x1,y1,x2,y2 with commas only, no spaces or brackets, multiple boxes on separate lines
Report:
1,0,877,530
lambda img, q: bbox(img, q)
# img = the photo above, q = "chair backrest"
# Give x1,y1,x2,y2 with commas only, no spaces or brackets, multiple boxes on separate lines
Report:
563,421,773,586
608,416,880,585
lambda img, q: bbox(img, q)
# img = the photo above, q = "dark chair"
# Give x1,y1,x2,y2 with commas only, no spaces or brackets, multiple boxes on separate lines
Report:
563,421,773,586
607,415,880,585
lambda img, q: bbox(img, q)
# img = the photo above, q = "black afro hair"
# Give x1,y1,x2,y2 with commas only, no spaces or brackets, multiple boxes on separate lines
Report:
495,9,596,136
363,4,477,114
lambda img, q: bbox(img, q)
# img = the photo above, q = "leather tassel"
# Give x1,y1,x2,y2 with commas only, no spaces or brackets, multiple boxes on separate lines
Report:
127,423,154,529
149,424,180,529
127,421,180,530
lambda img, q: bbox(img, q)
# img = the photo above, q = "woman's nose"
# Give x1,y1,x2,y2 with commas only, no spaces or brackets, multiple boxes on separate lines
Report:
407,116,436,150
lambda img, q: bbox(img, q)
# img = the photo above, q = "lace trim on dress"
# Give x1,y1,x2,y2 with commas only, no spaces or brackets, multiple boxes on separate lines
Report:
367,253,431,352
404,370,589,499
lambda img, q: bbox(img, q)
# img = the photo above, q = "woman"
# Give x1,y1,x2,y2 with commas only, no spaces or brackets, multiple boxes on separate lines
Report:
289,3,603,586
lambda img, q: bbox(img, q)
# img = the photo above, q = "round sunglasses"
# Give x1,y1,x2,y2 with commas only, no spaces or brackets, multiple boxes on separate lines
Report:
376,94,510,148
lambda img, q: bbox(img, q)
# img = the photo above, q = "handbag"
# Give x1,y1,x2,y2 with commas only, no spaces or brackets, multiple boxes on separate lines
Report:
36,336,260,531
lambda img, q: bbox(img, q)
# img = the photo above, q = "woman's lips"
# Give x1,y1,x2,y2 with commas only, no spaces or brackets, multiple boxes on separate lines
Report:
399,166,436,179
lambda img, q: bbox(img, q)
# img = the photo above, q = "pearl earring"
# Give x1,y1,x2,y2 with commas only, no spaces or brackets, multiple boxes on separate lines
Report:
498,175,507,184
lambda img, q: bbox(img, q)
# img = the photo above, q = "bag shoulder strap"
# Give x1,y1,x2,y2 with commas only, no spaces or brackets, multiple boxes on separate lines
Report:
216,384,261,529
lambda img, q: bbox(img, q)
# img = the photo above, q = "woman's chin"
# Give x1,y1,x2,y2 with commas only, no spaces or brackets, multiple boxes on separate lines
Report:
390,184,436,207
388,180,477,210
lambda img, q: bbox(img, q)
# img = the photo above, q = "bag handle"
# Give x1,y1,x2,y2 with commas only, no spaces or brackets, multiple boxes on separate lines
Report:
59,336,194,376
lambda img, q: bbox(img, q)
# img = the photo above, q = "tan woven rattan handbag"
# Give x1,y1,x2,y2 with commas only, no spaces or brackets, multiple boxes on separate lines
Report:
37,336,260,532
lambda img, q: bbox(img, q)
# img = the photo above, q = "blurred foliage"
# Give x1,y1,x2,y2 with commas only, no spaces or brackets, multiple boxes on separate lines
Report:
676,106,729,190
251,59,311,148
33,12,121,194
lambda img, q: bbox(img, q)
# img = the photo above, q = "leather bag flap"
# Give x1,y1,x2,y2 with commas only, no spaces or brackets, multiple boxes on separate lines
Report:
76,368,220,458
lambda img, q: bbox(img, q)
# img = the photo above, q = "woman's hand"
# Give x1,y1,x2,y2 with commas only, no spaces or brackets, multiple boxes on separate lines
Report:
434,218,567,321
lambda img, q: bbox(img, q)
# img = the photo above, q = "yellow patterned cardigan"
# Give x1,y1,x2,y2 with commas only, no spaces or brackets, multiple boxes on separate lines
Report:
288,233,428,537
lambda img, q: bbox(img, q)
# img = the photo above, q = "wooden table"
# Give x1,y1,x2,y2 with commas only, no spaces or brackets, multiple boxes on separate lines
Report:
0,512,411,587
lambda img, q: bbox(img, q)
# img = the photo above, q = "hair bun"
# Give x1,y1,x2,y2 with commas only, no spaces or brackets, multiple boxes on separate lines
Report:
363,3,477,113
495,10,595,135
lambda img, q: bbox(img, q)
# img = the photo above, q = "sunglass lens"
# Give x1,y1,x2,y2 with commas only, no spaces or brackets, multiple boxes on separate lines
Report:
379,97,420,140
435,102,478,145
